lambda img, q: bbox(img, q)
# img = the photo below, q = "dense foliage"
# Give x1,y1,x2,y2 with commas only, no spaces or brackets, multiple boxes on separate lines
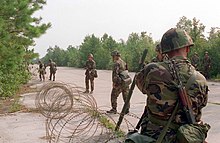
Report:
0,0,50,97
42,16,220,78
42,32,155,71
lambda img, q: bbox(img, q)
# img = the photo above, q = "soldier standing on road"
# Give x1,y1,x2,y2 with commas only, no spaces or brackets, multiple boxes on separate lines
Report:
107,50,130,114
125,28,210,143
84,53,96,94
151,44,164,62
202,51,211,79
48,59,57,81
191,52,200,70
38,60,45,81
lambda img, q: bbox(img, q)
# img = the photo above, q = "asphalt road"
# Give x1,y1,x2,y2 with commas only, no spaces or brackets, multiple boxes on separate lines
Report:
0,66,219,143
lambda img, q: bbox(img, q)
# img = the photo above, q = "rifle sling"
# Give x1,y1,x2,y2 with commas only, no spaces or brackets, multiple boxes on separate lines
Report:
155,101,179,143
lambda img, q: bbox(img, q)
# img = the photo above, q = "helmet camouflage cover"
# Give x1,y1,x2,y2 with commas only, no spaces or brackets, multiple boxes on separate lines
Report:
88,53,93,58
111,50,120,56
161,28,194,54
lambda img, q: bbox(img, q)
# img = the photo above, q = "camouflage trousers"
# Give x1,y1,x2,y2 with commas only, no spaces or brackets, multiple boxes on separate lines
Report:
203,66,210,79
85,75,94,92
49,71,56,81
39,70,45,81
110,84,130,111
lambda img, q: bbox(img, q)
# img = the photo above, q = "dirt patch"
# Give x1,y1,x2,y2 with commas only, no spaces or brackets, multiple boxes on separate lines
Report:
0,83,38,114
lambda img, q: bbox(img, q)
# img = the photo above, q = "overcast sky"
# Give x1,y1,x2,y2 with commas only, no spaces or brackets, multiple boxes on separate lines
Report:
33,0,220,57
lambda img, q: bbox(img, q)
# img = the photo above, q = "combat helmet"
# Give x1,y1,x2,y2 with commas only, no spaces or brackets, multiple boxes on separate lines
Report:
88,53,93,58
111,50,120,56
160,28,194,54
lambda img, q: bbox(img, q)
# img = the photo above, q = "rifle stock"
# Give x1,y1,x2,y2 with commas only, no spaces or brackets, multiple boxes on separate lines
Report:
115,49,148,131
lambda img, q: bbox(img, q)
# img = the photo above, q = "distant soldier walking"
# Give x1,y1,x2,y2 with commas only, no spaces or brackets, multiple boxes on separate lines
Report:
38,60,45,81
48,59,57,81
191,52,200,70
202,51,211,79
107,50,131,114
84,53,96,94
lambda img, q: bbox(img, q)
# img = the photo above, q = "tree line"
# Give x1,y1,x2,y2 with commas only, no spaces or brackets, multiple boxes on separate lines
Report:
42,16,220,78
1,0,220,98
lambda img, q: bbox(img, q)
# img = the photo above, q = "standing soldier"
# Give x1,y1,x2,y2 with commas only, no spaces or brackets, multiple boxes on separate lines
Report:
151,44,164,62
126,28,210,143
202,51,211,79
48,59,57,81
38,60,45,81
191,52,200,70
107,50,131,114
84,53,96,94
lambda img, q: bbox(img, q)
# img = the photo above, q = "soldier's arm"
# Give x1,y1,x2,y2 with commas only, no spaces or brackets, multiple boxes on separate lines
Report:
92,60,96,69
112,62,121,84
187,72,208,122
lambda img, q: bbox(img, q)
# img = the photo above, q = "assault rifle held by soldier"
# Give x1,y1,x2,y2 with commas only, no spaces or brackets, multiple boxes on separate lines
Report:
170,60,196,124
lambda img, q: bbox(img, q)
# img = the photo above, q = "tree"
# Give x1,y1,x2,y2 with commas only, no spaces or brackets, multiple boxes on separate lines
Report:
0,0,51,97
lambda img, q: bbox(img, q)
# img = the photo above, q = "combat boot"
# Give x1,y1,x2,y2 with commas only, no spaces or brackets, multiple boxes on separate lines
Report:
107,109,117,114
125,109,129,114
83,90,89,93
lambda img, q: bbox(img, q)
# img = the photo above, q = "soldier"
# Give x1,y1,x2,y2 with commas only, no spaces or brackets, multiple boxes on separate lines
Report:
151,44,164,62
202,51,211,79
125,28,209,143
48,59,57,81
84,53,96,94
38,60,45,81
191,52,200,70
107,50,130,114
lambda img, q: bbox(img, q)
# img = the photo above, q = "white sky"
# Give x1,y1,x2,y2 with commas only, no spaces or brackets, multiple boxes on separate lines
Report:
33,0,220,57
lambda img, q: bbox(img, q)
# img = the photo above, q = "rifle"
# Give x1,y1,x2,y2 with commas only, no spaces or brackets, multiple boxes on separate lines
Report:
170,60,196,124
115,49,148,131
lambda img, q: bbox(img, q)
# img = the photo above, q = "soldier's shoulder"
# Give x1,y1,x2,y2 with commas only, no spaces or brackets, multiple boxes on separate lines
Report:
151,57,158,62
143,62,168,74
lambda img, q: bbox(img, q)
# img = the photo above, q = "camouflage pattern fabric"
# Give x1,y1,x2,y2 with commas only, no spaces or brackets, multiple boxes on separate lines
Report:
135,56,208,142
38,63,45,81
111,57,130,110
191,54,200,70
161,28,194,54
85,59,96,92
48,61,57,81
202,55,211,79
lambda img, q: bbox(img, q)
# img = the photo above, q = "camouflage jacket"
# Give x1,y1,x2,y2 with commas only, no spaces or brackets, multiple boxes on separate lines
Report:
38,63,45,72
48,62,57,72
191,55,200,68
112,58,126,84
136,56,208,125
85,59,96,75
202,56,211,68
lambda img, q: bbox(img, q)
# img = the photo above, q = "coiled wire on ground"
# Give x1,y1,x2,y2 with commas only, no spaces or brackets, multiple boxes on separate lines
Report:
36,82,137,143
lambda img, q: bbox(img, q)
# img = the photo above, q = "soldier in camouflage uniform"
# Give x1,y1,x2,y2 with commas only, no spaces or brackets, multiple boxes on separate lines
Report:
48,59,57,81
125,28,209,143
202,51,211,79
151,44,164,62
84,53,96,94
191,52,200,70
107,50,130,114
38,60,45,81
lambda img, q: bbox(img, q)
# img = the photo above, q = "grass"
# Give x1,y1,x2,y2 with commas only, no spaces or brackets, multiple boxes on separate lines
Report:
0,83,38,114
